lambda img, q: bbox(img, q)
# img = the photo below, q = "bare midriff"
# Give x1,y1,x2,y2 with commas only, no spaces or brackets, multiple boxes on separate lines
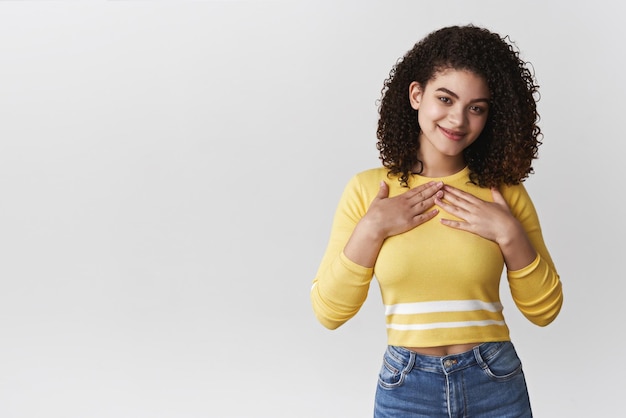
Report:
405,342,482,357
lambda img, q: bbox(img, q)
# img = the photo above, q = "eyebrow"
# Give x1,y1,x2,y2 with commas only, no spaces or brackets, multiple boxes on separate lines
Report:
436,87,490,104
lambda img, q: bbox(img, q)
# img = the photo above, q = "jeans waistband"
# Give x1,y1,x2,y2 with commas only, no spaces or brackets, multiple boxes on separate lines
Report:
387,341,508,375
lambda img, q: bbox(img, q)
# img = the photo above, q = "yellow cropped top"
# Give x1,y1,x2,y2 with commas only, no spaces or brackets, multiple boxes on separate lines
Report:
311,166,563,347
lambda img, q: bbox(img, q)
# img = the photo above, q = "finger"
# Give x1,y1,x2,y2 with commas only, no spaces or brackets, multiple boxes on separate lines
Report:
490,187,506,206
442,184,468,196
410,181,444,196
411,208,439,226
376,181,389,200
436,189,468,210
440,188,467,207
410,190,443,214
435,195,466,218
444,186,483,203
440,217,471,232
442,188,488,212
406,181,444,204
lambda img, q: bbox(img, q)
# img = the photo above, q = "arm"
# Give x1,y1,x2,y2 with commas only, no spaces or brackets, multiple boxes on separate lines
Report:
436,185,536,270
435,184,563,326
502,184,563,326
311,174,443,329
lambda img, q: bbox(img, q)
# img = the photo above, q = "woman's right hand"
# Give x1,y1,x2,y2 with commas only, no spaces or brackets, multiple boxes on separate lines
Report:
363,180,444,239
343,180,443,267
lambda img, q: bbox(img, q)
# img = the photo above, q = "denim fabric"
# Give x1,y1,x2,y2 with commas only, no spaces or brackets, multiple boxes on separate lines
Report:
374,342,532,417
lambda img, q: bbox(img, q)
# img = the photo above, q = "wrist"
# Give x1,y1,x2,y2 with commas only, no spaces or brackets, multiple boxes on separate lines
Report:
356,216,387,242
495,219,524,248
495,219,537,270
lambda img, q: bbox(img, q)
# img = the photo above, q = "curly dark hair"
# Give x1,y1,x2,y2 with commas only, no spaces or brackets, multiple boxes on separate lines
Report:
376,25,542,188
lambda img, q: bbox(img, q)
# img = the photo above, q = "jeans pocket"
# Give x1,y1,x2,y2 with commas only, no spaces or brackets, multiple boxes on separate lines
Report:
377,347,410,389
479,342,524,382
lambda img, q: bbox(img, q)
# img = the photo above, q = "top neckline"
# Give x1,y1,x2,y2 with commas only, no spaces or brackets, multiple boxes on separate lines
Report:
410,166,470,182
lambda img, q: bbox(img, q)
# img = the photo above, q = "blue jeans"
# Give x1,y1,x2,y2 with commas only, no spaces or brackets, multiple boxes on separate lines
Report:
374,342,532,417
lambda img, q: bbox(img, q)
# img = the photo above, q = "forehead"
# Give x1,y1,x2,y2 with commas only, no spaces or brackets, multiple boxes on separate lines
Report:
426,68,490,98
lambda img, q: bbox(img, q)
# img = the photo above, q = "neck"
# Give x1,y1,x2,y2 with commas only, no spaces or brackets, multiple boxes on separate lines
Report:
414,155,466,178
414,134,467,177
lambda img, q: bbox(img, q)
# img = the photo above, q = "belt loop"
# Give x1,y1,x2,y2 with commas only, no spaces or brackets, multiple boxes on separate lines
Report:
473,344,488,370
406,350,416,373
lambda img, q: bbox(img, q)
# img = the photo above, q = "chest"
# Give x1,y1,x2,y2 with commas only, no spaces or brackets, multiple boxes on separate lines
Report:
374,215,504,292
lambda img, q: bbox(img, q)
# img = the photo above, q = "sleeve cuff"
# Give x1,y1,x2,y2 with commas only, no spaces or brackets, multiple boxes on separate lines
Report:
339,251,375,276
507,253,540,279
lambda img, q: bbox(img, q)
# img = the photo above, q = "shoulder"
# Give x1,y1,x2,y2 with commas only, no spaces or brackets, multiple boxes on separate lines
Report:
339,167,392,205
500,182,539,220
347,167,392,189
354,166,390,180
500,182,532,204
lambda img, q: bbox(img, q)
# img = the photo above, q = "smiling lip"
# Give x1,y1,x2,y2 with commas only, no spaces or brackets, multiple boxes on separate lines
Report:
439,126,465,141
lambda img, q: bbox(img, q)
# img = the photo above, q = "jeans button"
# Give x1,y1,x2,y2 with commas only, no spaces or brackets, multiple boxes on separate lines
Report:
443,359,457,367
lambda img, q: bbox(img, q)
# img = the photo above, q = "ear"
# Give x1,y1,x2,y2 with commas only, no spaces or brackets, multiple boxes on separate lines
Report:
409,81,422,110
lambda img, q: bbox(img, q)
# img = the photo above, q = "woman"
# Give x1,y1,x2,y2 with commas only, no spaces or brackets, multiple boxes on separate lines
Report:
311,25,563,417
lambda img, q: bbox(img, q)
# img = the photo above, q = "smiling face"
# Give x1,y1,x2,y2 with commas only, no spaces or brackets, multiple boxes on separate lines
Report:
409,68,490,176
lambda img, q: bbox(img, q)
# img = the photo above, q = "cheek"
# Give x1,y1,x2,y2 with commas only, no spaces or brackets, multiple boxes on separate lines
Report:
417,104,444,126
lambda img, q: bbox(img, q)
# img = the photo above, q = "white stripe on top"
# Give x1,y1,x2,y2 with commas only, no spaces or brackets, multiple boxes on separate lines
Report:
387,319,506,331
385,299,503,316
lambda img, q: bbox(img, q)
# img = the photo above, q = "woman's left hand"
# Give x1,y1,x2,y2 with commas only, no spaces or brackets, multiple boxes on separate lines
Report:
435,185,516,245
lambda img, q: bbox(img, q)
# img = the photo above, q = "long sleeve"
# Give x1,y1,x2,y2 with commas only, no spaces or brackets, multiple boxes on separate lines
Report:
311,168,563,346
310,175,375,330
503,184,563,326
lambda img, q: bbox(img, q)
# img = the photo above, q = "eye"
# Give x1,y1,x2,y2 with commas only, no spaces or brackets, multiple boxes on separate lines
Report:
438,96,452,104
469,105,487,114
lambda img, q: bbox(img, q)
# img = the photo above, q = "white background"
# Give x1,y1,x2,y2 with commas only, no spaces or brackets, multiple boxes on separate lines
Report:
0,1,623,417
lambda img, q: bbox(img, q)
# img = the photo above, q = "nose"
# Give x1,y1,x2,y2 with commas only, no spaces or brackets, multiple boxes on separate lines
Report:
448,105,467,127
